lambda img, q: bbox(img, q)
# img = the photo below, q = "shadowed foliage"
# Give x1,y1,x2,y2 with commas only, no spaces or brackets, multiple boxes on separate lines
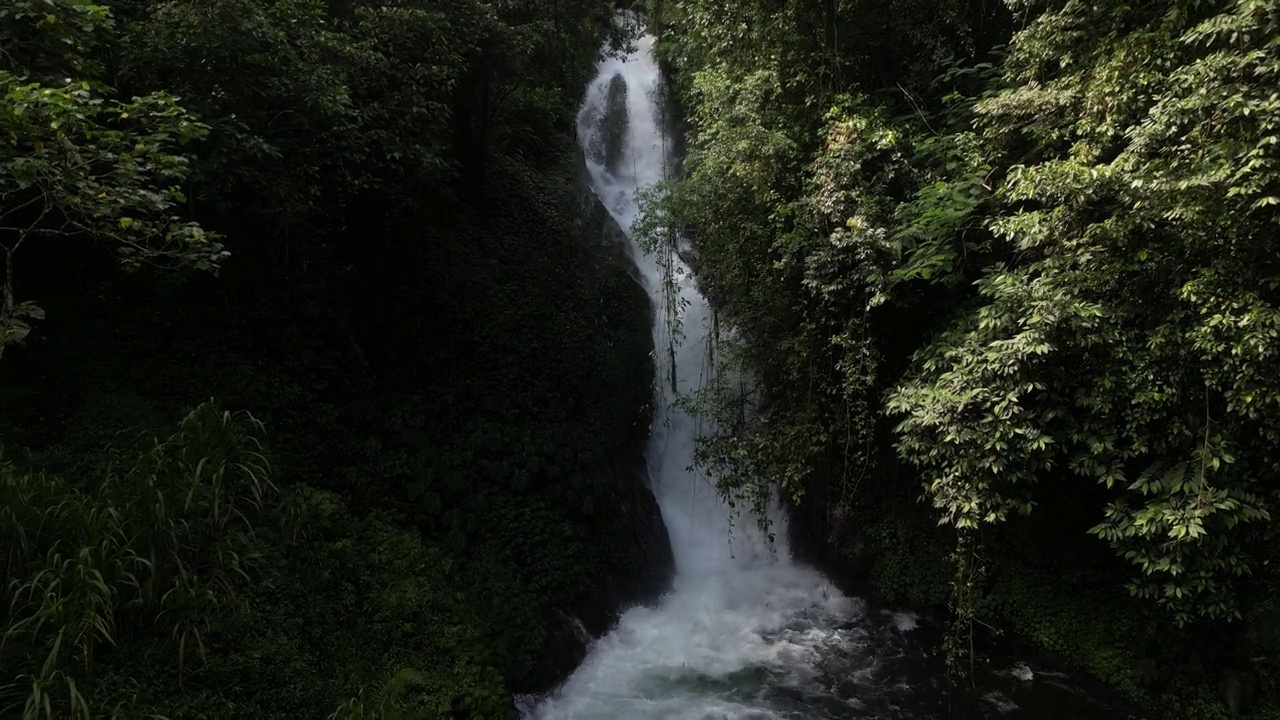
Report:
1,0,664,717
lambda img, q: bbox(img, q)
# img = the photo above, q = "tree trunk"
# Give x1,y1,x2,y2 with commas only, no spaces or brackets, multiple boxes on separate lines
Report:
3,246,13,321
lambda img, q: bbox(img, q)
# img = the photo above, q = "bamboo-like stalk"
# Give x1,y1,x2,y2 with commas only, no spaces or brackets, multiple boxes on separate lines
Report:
0,401,280,719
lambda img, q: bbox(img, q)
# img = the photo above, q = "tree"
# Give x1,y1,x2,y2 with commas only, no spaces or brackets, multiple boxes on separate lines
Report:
0,75,223,357
0,0,113,83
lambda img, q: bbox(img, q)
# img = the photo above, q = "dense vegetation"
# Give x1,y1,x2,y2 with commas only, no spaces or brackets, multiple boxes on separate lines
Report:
0,1,667,717
644,0,1280,716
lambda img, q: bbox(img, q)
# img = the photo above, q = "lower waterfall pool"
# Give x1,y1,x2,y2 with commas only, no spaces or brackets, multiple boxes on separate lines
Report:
521,563,1133,720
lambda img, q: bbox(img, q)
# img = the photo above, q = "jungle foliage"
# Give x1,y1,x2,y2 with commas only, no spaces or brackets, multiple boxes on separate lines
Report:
645,0,1280,715
1,0,658,718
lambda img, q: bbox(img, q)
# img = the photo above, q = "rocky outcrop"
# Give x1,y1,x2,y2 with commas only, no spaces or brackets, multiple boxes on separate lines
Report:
581,73,630,175
520,153,674,698
574,157,675,604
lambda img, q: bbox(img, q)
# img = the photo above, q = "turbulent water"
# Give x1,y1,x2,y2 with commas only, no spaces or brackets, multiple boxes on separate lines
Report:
523,28,1134,720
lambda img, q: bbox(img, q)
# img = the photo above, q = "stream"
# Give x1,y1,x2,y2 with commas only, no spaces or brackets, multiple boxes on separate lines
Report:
522,27,1139,720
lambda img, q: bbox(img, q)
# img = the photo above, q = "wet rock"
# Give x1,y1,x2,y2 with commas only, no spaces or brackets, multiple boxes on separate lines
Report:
522,464,672,696
582,464,675,633
581,72,630,174
521,155,674,698
523,611,595,695
575,142,643,279
602,74,629,174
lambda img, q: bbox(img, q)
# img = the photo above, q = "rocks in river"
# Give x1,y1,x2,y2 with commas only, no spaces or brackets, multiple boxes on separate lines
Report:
889,611,920,632
984,690,1021,713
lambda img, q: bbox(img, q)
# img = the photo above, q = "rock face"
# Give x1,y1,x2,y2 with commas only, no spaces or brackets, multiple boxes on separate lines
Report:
782,466,875,598
520,155,674,698
523,611,595,699
580,73,630,175
520,54,678,700
523,458,672,694
575,90,677,630
572,159,676,606
585,453,675,624
525,469,672,693
602,74,629,174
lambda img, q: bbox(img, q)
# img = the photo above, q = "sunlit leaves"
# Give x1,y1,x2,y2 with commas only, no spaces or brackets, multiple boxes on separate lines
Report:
659,0,1280,629
888,266,1099,528
646,0,1005,536
0,74,224,355
888,0,1280,624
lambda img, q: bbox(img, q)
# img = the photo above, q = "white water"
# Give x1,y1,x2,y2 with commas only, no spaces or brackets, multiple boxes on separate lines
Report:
525,30,876,720
524,26,1130,720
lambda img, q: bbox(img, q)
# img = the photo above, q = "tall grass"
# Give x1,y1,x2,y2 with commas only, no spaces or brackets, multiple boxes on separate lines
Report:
0,403,277,719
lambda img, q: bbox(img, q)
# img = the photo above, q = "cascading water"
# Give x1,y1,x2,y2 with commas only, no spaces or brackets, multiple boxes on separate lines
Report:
525,25,1137,720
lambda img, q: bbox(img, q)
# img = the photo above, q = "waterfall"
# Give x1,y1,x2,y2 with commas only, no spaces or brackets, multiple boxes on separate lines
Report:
578,33,782,579
523,26,869,720
520,21,1130,720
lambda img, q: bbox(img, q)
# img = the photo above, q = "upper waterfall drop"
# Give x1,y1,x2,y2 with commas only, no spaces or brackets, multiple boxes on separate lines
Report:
524,25,867,720
576,30,784,575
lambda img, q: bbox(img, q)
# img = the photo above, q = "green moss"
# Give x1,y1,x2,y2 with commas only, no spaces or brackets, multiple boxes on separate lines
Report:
861,507,952,608
979,565,1149,702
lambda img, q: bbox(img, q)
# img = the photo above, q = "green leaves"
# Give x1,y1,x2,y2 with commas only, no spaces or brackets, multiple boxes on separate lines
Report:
1089,447,1272,625
0,301,43,359
0,0,115,81
656,0,1280,637
1,73,223,356
871,0,1280,626
1,403,277,719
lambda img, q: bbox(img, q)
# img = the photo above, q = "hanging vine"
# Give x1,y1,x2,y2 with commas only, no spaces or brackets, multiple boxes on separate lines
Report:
945,529,986,684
